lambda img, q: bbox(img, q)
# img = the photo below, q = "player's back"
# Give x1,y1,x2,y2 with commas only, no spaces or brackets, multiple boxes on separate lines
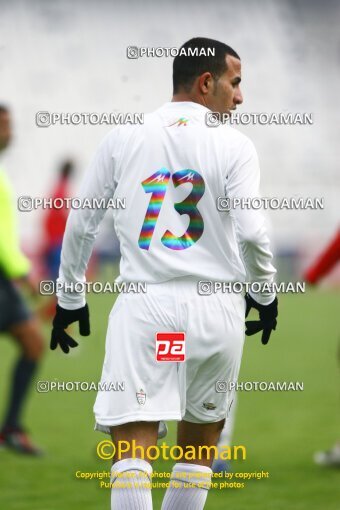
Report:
112,101,247,284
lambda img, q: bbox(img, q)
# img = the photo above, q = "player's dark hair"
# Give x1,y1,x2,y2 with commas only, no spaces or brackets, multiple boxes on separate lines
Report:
173,37,240,94
60,160,74,179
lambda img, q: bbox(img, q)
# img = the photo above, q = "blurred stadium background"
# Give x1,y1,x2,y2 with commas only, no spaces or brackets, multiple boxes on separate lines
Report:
0,0,339,509
1,0,339,279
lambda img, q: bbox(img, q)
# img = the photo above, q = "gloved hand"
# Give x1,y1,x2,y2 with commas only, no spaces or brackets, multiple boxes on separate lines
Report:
50,304,90,354
245,293,278,345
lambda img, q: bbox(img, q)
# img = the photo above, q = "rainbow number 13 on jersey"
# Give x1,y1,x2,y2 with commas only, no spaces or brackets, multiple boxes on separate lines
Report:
138,168,205,251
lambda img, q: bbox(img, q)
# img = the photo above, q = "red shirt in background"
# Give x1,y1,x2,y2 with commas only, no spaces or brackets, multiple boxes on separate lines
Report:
44,177,70,248
304,229,340,284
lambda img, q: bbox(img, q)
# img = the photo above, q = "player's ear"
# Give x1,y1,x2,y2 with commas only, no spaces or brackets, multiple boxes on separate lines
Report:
198,72,213,95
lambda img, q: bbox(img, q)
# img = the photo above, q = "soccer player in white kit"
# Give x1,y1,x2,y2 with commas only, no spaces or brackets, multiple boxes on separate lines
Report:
51,38,278,509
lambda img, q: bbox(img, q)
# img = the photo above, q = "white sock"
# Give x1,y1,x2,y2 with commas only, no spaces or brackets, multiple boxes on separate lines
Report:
161,463,212,510
111,458,153,510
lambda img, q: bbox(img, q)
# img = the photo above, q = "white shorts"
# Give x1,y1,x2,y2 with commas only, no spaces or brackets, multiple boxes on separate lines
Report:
94,277,245,431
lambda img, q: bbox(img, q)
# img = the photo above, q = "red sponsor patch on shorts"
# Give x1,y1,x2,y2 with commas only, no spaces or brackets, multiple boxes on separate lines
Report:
155,332,185,362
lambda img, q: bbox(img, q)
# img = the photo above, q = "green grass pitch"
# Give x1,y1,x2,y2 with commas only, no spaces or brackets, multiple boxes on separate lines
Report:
0,287,339,509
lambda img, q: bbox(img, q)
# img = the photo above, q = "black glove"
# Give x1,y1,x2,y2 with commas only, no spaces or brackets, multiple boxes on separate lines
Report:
245,293,278,345
51,304,90,354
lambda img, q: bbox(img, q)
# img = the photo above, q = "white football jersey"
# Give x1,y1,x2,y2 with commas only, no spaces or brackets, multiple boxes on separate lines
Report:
57,101,276,309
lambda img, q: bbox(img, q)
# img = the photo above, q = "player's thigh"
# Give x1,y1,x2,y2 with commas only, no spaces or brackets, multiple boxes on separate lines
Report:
94,290,182,427
184,291,245,424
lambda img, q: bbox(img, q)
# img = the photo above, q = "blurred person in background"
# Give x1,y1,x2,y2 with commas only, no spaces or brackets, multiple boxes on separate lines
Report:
43,159,74,282
0,104,45,455
39,160,74,319
304,229,340,467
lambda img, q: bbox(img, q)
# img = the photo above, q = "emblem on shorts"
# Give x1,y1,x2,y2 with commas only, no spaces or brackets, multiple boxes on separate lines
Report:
203,402,217,410
136,389,146,405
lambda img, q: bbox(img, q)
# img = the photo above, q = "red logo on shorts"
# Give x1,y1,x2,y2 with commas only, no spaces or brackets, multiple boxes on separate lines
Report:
156,332,185,362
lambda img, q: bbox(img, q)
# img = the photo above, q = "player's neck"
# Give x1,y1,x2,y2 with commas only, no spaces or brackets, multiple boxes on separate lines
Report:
171,93,206,108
